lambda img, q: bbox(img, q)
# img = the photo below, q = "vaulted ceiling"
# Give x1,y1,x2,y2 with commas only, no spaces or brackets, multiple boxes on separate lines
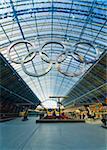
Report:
0,0,107,108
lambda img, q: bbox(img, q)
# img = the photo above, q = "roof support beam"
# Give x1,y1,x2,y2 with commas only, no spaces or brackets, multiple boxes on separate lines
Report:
65,83,107,106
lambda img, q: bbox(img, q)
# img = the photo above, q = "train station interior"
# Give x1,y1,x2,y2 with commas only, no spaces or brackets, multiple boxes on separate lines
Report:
0,0,107,150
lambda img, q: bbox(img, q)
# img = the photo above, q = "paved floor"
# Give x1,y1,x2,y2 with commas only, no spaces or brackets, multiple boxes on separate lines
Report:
0,117,106,150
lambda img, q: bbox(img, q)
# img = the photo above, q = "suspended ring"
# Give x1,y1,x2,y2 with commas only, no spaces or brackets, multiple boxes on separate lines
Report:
40,51,68,65
39,51,52,63
42,41,65,49
21,51,52,77
74,42,99,64
40,41,68,64
56,51,86,77
7,40,99,78
7,40,36,64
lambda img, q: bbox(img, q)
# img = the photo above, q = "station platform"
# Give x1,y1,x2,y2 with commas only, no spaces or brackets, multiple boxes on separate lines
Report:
36,119,85,123
0,117,106,150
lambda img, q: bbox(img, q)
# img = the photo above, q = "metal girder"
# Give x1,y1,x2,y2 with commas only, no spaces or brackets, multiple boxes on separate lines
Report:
64,83,107,106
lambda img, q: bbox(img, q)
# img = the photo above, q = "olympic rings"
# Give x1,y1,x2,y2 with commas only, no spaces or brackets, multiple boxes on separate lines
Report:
40,41,67,64
7,40,99,78
21,51,52,77
56,51,86,77
7,40,36,64
74,42,99,64
40,51,68,65
41,41,65,49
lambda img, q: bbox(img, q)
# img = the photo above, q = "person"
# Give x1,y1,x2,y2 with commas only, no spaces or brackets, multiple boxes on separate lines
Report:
40,112,44,119
52,111,56,117
22,110,28,121
83,113,85,119
61,112,64,116
101,115,106,126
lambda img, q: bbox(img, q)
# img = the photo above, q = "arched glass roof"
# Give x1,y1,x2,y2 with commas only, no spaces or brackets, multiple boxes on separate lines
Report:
0,0,107,108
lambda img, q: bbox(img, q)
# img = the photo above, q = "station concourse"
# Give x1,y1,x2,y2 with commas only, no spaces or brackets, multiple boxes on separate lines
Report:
0,0,107,150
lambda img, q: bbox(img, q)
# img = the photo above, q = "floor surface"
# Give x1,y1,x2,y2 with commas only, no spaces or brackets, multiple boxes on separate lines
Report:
0,117,106,150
